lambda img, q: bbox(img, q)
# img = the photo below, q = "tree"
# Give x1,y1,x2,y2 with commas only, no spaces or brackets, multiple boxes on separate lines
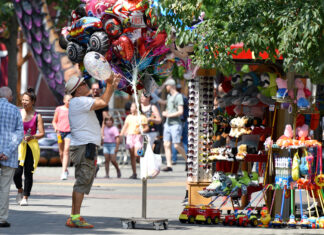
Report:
0,1,18,102
0,0,80,102
156,0,324,83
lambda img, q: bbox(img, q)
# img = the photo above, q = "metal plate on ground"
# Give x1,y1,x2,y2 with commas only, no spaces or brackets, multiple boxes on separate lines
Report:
121,217,168,230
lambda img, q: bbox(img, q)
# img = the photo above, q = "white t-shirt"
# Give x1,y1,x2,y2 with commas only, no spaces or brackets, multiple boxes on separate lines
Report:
69,96,101,146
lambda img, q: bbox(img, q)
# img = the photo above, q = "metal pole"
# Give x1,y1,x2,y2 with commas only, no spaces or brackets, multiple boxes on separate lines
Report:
142,178,147,219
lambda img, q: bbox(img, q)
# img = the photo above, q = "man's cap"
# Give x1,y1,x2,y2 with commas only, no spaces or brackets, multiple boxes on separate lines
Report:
65,76,85,94
164,78,176,86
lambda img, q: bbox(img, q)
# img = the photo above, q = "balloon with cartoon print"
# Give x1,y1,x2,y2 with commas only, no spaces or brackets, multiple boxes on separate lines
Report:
83,51,112,80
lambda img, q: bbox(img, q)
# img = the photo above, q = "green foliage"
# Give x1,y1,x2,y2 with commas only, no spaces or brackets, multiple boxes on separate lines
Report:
47,0,81,28
0,0,14,24
155,0,324,84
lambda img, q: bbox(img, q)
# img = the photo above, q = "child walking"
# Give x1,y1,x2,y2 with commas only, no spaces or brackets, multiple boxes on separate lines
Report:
120,102,149,179
101,116,121,178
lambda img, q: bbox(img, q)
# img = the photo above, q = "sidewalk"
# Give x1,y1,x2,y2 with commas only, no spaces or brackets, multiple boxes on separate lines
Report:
2,163,317,235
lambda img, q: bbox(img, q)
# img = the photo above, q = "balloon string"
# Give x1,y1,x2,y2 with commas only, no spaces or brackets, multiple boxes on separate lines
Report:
131,66,144,136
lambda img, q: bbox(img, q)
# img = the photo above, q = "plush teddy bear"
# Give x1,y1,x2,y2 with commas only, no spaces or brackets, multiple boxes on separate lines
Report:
236,144,247,160
276,77,288,99
257,72,277,105
295,78,310,109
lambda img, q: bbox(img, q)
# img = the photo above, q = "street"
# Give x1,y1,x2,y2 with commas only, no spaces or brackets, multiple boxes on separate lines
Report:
3,161,320,235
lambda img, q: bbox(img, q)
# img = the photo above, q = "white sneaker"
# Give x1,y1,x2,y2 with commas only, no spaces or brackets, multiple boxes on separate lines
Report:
16,192,23,204
60,171,68,180
20,198,28,206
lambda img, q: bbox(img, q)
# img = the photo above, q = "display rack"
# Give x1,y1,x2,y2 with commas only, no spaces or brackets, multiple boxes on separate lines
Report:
187,68,216,205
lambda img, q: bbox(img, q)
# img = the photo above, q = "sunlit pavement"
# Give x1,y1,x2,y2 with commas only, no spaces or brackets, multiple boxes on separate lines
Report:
3,161,319,235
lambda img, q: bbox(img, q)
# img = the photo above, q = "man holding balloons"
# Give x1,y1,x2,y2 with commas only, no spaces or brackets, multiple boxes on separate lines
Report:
64,67,121,228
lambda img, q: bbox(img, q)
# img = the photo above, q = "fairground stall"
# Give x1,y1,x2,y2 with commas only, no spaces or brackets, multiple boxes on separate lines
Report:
180,46,324,229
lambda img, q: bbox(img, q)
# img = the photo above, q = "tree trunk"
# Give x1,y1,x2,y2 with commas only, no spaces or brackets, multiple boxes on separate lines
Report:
3,14,18,104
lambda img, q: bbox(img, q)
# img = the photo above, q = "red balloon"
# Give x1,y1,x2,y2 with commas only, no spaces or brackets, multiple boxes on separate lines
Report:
104,48,114,61
112,35,134,61
137,36,147,57
149,31,167,50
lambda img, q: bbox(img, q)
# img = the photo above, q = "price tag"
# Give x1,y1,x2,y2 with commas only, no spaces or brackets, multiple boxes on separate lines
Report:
269,105,275,112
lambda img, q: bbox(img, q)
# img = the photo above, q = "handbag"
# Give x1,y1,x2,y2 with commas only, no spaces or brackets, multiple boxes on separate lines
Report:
292,152,300,181
299,150,309,176
85,143,97,160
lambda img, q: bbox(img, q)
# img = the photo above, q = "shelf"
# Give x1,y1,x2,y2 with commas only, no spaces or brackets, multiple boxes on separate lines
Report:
270,142,321,149
208,153,268,163
251,127,271,136
271,96,294,103
244,154,268,162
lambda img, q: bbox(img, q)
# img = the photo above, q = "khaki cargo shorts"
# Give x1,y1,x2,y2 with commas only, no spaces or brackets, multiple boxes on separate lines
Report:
69,145,97,194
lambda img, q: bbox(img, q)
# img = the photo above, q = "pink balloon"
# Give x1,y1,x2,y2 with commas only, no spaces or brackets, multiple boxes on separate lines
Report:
85,0,99,16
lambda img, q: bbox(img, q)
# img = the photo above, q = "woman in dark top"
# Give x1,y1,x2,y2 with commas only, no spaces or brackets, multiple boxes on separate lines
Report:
140,93,162,147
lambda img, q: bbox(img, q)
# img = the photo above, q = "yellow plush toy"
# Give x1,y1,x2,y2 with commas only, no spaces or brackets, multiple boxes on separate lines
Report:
236,145,247,160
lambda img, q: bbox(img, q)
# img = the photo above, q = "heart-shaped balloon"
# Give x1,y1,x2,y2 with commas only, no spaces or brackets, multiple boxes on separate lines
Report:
112,35,134,61
83,51,112,80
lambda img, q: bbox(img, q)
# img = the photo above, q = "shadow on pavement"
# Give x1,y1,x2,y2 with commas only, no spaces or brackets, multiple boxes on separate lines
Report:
6,209,123,234
5,206,192,234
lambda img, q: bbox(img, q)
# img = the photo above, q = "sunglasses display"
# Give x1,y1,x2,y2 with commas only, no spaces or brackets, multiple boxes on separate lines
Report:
187,76,214,183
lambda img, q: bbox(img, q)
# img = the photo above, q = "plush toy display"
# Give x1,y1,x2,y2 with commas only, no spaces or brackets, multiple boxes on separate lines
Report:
276,77,288,99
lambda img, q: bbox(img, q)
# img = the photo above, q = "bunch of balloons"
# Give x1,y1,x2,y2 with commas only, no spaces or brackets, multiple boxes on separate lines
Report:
59,0,181,94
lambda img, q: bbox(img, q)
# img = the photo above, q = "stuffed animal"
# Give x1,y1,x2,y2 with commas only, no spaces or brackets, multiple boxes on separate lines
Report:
259,207,271,227
276,77,288,98
233,72,260,106
219,73,243,107
236,144,247,160
257,72,276,105
295,78,310,109
296,124,310,142
276,124,293,147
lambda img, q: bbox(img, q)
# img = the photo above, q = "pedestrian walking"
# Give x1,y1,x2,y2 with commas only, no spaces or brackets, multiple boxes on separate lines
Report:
52,94,72,180
120,102,149,179
101,116,121,178
0,87,24,227
140,93,162,147
161,79,187,172
64,73,121,229
14,88,45,206
171,84,188,165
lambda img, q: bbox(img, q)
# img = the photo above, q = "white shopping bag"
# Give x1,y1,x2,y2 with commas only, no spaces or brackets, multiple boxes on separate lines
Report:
140,140,161,179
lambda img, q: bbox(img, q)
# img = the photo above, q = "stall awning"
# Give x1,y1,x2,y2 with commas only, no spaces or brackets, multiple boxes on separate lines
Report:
230,43,283,60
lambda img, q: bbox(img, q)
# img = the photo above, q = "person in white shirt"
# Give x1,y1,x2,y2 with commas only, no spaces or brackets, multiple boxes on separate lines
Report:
64,73,121,229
